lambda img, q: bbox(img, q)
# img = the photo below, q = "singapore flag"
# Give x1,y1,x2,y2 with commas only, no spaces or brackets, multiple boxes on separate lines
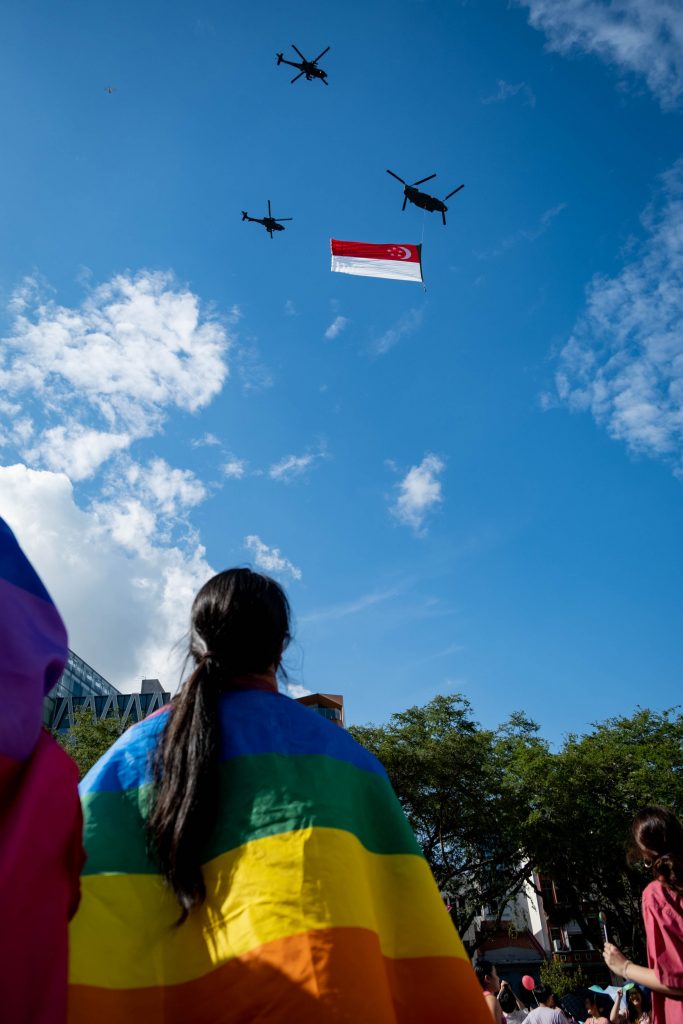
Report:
330,239,423,283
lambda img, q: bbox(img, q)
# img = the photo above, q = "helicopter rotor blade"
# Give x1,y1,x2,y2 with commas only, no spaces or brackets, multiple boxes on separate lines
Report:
291,44,306,61
274,218,293,221
312,45,330,63
268,200,272,218
386,169,407,185
443,184,465,201
402,195,408,211
412,173,437,186
442,210,447,226
290,71,304,84
320,76,329,85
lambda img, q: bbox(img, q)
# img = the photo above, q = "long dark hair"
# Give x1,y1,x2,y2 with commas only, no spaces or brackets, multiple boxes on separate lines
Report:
629,806,683,894
626,986,651,1023
146,568,291,922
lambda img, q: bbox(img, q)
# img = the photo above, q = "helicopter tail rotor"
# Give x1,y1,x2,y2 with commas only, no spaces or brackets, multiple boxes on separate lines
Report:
241,211,249,221
276,53,284,64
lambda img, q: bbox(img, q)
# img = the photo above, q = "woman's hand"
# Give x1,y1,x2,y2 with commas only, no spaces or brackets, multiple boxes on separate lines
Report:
603,942,628,974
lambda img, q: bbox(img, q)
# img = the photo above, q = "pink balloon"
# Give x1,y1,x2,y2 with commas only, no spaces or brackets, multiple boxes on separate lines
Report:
522,975,536,991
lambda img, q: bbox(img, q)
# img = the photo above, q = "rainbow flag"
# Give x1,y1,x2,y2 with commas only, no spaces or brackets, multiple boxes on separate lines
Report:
69,688,488,1023
0,517,83,1024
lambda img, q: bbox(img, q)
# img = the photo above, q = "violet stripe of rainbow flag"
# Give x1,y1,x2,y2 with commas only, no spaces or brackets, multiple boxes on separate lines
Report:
0,517,68,762
70,688,490,1024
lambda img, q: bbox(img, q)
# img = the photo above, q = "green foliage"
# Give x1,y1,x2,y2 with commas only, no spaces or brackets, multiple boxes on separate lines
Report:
54,706,124,779
539,959,588,997
351,695,539,937
351,697,682,958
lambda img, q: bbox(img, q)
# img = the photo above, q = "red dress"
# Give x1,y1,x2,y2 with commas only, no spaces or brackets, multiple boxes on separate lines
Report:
642,880,683,1024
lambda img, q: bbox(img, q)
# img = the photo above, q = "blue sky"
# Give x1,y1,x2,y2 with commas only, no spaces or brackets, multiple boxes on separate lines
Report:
1,0,681,740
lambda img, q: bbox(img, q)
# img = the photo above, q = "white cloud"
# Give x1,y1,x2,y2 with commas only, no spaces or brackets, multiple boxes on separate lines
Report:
286,682,313,698
0,270,231,478
517,0,683,110
299,587,402,625
192,432,221,448
552,158,683,474
0,464,213,692
121,458,206,517
476,203,566,259
373,308,424,355
269,448,326,483
391,454,446,533
324,315,349,340
482,79,536,107
244,534,302,581
222,457,247,479
284,299,297,317
24,424,131,481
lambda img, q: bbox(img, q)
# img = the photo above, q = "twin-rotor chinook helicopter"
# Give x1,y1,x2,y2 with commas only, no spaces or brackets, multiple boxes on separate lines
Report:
386,171,465,226
243,45,465,237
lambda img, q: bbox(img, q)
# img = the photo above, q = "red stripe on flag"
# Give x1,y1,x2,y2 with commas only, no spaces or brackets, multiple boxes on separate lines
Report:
331,240,421,263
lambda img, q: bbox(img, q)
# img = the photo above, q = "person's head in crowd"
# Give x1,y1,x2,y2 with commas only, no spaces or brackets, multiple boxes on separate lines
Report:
498,986,519,1014
474,959,501,994
147,567,292,921
534,985,553,1007
585,992,611,1020
625,986,651,1022
629,806,683,893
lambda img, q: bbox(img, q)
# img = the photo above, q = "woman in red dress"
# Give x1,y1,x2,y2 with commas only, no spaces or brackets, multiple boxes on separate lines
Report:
604,807,683,1024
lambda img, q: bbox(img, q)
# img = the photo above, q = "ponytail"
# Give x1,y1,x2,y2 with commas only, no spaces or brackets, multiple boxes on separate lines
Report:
145,567,292,923
147,654,221,923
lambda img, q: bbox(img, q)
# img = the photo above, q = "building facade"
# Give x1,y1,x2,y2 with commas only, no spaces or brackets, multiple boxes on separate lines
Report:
43,650,170,732
465,869,606,987
295,692,345,726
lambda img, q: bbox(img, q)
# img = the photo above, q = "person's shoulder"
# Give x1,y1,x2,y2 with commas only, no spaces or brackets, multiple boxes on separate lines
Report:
79,704,171,796
220,689,388,779
642,878,670,908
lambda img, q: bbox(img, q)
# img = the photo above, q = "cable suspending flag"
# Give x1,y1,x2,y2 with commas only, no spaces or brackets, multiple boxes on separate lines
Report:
331,239,423,283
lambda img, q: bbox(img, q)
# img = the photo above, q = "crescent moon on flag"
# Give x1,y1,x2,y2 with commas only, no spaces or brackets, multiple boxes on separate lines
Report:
395,246,412,260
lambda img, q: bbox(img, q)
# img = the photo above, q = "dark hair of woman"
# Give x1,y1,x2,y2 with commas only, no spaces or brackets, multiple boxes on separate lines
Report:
626,986,651,1022
629,806,683,895
473,959,495,989
146,568,291,923
498,987,518,1013
534,985,552,1005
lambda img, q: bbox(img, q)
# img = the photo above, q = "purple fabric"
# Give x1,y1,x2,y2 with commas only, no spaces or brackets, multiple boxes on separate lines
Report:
0,519,68,762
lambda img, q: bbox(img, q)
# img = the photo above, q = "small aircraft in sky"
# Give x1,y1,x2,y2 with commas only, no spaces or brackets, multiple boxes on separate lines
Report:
386,170,465,225
241,200,292,238
276,44,330,85
104,86,117,94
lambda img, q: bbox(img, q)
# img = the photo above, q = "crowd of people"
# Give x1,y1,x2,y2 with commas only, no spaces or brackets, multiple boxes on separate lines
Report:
1,515,682,1023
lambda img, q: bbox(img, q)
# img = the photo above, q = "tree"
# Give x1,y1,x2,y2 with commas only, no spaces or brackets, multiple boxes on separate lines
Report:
511,707,683,960
351,696,683,963
350,695,536,939
54,706,124,779
539,959,588,997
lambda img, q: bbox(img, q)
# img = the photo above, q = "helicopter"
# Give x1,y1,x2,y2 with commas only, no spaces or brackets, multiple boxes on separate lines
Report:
386,170,465,225
276,44,330,85
241,200,292,238
104,86,117,94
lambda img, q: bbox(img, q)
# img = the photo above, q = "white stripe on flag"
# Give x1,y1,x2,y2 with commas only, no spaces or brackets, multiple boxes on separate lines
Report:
331,255,423,283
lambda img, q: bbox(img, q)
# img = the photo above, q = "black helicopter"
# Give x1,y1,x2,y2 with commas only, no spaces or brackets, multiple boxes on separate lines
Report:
241,200,292,239
276,44,330,85
386,170,465,225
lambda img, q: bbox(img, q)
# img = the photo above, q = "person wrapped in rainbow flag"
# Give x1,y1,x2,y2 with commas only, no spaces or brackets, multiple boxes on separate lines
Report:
69,566,489,1022
0,518,83,1024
